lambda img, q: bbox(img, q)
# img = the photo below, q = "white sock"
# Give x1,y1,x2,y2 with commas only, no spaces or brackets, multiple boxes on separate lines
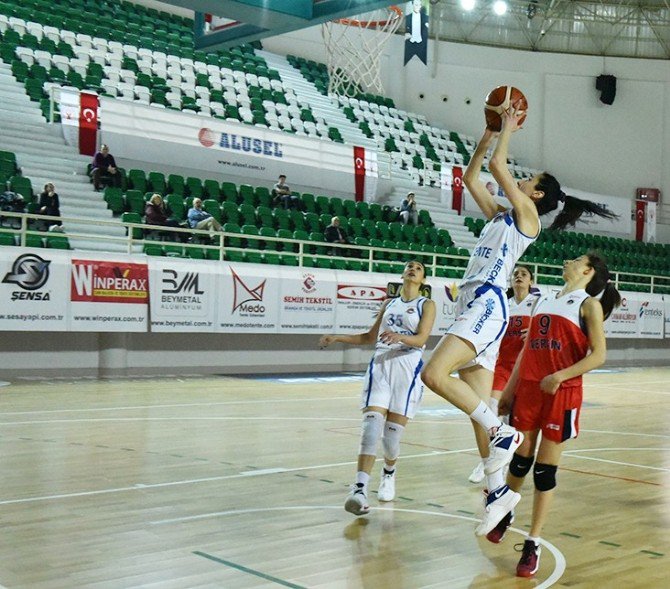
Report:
383,464,396,474
355,471,370,489
489,397,499,416
469,401,502,433
485,463,505,492
527,536,540,546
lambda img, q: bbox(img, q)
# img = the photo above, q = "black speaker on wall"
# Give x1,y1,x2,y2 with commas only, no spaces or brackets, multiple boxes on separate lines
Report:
596,74,617,105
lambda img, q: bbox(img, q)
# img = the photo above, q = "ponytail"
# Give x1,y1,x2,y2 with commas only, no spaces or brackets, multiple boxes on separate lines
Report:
550,194,619,231
585,252,621,319
533,172,619,230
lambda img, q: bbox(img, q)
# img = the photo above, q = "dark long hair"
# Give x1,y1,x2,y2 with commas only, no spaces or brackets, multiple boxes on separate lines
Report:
584,252,621,319
506,264,534,300
534,173,619,231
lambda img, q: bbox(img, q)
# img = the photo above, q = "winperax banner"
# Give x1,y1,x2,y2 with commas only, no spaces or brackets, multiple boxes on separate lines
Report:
0,248,665,337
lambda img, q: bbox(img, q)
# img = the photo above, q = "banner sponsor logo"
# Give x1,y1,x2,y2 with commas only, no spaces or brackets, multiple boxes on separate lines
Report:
2,253,52,300
337,285,386,301
231,267,266,314
445,283,459,303
302,273,316,294
71,260,148,303
160,269,204,310
198,127,215,148
198,128,283,158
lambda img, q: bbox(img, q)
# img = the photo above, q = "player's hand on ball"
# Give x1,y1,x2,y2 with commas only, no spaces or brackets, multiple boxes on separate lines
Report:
379,331,403,345
319,335,335,348
540,373,562,394
501,100,526,133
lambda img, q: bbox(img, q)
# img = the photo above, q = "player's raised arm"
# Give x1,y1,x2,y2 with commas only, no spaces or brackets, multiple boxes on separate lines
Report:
463,128,505,220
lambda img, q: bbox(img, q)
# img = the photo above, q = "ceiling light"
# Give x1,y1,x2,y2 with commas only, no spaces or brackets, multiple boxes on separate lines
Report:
460,0,476,10
493,0,508,15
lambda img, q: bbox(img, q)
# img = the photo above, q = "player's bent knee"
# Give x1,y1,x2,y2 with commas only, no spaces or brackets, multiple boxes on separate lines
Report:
509,452,534,478
533,463,558,492
420,364,441,392
359,411,385,456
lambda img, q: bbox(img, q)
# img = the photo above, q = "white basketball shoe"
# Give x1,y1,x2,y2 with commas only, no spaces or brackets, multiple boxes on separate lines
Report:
475,485,521,536
468,461,486,484
344,483,370,516
486,424,524,474
377,469,396,502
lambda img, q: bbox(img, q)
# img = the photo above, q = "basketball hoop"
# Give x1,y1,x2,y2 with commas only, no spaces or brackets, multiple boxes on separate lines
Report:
322,5,403,98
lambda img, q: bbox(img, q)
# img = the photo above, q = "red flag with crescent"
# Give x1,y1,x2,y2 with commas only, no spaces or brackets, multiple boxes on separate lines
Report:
78,92,98,156
452,165,463,214
354,146,365,202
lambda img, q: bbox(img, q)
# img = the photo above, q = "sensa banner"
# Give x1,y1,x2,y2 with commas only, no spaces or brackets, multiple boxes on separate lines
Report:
0,249,665,337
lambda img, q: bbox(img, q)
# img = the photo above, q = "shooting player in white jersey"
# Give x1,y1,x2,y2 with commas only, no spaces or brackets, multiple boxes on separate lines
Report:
319,261,436,516
421,102,619,537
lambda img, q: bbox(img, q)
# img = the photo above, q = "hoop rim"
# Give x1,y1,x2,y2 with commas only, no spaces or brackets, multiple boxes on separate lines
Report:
332,5,403,28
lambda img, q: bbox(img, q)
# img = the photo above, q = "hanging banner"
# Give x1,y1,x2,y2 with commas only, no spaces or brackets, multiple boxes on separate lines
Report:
60,89,98,155
69,256,148,331
218,263,281,333
451,165,463,214
635,200,646,241
645,201,657,243
404,0,429,65
0,248,69,331
354,146,365,202
604,294,664,339
279,268,337,332
148,257,218,332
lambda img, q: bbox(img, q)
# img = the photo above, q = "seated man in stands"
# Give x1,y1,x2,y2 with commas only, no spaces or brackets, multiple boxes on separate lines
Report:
272,174,300,210
38,182,62,231
145,194,181,241
324,216,348,256
399,192,419,225
91,144,122,191
187,198,222,239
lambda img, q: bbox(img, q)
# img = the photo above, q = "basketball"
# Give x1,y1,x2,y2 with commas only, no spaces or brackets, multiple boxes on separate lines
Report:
484,86,528,131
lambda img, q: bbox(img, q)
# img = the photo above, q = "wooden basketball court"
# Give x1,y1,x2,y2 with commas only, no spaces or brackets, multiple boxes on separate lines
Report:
0,367,667,588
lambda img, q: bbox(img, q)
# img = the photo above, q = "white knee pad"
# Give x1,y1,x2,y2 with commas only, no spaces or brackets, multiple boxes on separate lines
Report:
359,411,385,456
382,421,405,461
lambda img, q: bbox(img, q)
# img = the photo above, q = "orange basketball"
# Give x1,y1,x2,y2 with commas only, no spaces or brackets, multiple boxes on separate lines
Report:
484,86,528,131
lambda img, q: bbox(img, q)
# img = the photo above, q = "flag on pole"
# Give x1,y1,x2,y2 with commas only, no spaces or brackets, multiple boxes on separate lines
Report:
60,89,99,156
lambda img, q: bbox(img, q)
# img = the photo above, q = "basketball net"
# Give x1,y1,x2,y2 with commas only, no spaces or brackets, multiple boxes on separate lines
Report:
322,6,402,97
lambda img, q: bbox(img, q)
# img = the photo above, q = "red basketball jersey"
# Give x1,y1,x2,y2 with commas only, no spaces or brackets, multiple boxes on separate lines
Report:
519,289,591,386
495,292,540,370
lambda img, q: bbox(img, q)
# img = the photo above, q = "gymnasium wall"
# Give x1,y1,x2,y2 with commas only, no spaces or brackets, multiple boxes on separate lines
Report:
0,331,668,379
262,27,670,232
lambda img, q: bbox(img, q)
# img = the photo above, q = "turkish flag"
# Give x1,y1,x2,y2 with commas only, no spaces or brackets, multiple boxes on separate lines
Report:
635,200,646,241
354,146,365,202
452,165,463,214
78,92,98,156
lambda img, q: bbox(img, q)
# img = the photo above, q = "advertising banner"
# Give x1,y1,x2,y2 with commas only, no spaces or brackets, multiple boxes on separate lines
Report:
100,99,377,197
431,278,460,335
69,256,148,331
148,257,218,332
334,274,387,332
218,263,280,333
279,268,337,333
0,248,69,331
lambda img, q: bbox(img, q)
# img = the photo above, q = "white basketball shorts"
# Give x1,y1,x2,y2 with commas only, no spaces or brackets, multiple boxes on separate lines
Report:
360,349,425,418
446,283,509,372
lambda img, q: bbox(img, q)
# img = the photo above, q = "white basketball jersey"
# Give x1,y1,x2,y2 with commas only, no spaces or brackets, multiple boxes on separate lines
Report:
509,292,541,318
461,209,539,291
376,296,428,353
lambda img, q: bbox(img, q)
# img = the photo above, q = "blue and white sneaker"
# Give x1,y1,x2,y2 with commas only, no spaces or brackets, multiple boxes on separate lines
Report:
485,424,524,474
475,485,521,536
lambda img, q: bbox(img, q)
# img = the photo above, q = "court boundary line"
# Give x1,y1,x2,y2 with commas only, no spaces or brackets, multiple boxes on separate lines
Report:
156,506,566,589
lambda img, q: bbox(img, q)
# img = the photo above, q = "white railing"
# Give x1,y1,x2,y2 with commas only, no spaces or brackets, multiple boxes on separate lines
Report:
0,210,667,292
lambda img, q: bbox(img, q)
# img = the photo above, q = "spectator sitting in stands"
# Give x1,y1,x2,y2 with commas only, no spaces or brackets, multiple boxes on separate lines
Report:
38,183,63,231
0,191,24,229
145,194,181,241
324,216,348,255
91,144,122,191
272,174,300,210
400,192,419,225
187,197,222,240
